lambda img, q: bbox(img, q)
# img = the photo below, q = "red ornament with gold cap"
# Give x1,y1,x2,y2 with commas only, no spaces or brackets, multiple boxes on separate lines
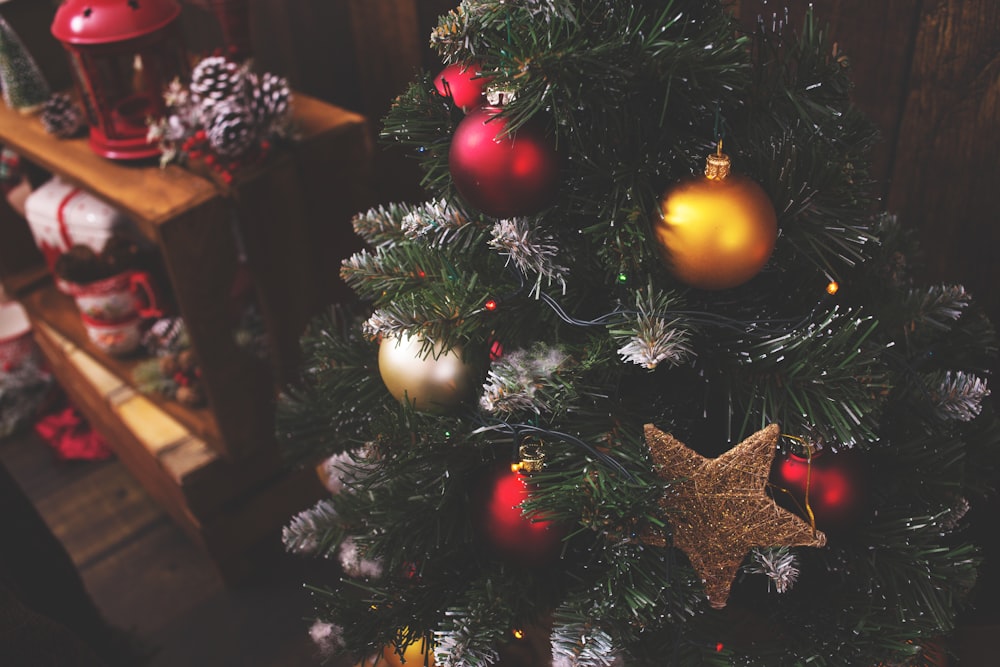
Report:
770,443,868,536
434,61,491,112
653,141,778,290
479,442,564,567
449,104,558,219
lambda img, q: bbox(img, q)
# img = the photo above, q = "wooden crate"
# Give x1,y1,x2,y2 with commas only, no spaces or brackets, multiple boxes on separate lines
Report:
0,94,371,580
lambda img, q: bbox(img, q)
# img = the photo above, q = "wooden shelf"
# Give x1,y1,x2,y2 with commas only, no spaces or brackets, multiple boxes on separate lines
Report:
0,101,217,242
32,320,325,582
19,278,222,447
0,89,371,580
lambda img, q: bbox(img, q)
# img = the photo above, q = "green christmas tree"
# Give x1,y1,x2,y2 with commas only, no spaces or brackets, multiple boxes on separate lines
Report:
279,2,1000,665
0,14,51,113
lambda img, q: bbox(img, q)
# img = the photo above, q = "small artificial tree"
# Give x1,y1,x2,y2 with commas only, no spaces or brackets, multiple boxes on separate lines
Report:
0,14,50,113
279,2,1000,665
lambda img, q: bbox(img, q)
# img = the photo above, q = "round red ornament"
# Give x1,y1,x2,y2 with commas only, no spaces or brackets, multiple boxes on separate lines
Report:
770,448,867,535
480,465,564,566
449,106,558,219
434,62,490,111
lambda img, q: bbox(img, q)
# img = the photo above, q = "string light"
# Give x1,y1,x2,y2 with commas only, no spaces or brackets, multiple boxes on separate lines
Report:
826,280,839,295
485,298,498,311
512,629,525,640
616,272,628,284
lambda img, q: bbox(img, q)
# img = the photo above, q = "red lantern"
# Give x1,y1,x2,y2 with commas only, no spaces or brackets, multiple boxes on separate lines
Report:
51,0,189,160
479,464,564,567
449,106,558,219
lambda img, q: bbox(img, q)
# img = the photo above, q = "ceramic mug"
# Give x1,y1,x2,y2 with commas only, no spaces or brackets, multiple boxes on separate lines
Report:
80,313,143,356
65,270,161,325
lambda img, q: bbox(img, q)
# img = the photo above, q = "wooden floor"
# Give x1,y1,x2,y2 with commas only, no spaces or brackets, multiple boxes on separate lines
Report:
1,426,998,667
0,428,338,667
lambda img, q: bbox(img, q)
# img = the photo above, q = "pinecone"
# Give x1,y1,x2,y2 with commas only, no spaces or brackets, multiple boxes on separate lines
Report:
189,56,246,120
247,71,291,126
206,99,257,158
40,92,84,138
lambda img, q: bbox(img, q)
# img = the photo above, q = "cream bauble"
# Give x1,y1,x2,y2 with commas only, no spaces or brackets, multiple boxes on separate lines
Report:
377,333,478,413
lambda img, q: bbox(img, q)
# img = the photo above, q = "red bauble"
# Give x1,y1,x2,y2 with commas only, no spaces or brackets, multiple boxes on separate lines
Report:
770,449,867,535
480,465,564,566
449,106,558,218
434,62,490,111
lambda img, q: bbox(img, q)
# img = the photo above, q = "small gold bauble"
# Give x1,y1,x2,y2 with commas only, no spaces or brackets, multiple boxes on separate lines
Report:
356,634,435,667
378,333,477,413
653,151,777,290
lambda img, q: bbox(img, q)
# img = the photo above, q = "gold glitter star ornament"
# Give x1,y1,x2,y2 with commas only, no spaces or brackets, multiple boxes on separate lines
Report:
642,423,827,609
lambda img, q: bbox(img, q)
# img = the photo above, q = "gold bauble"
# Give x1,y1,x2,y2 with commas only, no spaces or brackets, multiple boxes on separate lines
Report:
378,333,478,413
356,634,435,667
653,150,777,290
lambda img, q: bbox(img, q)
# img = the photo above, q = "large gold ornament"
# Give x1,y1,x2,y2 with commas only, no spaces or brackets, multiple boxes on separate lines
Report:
641,423,826,609
653,144,777,290
378,333,478,413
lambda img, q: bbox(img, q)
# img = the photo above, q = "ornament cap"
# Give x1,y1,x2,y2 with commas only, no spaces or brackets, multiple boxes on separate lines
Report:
704,140,731,180
517,441,545,473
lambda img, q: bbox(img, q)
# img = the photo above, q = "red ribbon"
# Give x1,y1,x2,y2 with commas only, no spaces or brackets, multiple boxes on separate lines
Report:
55,187,82,250
34,406,113,461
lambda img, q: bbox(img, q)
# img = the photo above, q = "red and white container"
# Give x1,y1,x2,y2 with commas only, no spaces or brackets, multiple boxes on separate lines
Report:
0,301,40,372
23,176,139,279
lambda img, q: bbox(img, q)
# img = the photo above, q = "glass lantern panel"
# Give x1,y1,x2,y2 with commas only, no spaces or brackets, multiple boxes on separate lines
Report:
68,52,101,128
89,51,157,140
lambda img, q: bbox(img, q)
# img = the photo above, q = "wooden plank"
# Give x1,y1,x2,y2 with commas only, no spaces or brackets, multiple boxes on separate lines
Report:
20,287,223,445
197,463,326,584
27,461,165,572
154,195,275,460
738,0,922,189
886,0,1000,324
347,0,422,118
887,0,1000,623
0,102,219,239
251,1,361,112
288,96,374,313
231,153,315,384
292,92,369,140
76,514,223,639
32,323,211,548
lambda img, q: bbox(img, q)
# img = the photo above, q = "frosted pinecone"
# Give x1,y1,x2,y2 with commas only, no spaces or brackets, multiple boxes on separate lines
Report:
247,71,291,125
189,56,246,120
40,92,84,138
206,99,257,158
